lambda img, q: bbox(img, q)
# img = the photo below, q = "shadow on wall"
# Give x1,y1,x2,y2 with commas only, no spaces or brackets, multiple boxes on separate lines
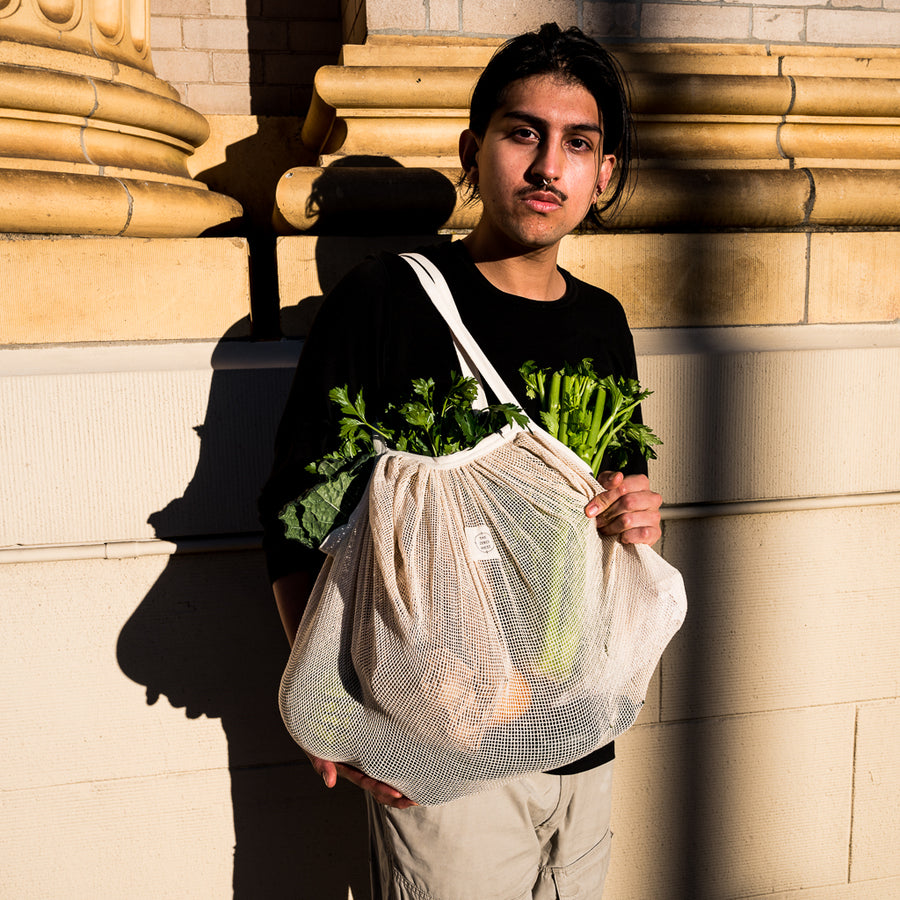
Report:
188,1,347,337
114,233,446,900
114,316,370,899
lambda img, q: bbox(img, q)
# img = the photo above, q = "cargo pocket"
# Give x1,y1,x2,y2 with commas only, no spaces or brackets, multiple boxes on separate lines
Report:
550,829,613,899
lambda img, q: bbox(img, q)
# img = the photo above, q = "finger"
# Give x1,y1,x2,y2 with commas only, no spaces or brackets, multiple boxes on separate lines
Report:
604,519,662,545
587,473,654,518
596,470,624,490
596,484,661,519
596,504,662,545
312,758,338,789
336,765,418,809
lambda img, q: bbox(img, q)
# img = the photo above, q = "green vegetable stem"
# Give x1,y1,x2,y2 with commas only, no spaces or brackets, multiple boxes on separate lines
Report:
519,358,663,680
519,359,662,476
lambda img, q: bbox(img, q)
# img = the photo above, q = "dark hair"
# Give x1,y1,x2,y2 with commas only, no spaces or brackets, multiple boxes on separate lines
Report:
464,22,635,223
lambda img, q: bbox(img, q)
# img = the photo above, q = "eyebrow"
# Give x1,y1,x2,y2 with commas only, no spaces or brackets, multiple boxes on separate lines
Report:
501,110,603,135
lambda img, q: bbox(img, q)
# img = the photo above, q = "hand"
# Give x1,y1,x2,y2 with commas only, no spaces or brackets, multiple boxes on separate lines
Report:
585,471,662,546
305,751,417,809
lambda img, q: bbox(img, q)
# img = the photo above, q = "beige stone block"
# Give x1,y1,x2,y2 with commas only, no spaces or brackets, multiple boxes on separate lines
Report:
641,3,752,40
210,0,252,13
851,700,900,882
430,0,460,32
367,0,427,31
809,171,900,228
658,506,900,721
183,16,249,51
749,877,900,899
151,48,211,84
0,237,250,343
340,35,497,68
0,550,368,898
558,233,807,328
734,0,821,7
0,343,292,545
185,81,253,114
461,0,578,34
753,8,805,42
1,770,236,897
640,345,900,504
212,49,252,83
149,15,183,49
606,705,854,898
0,556,229,787
153,0,210,13
807,9,900,44
808,233,900,323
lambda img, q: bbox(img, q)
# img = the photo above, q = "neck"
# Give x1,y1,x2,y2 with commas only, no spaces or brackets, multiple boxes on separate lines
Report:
461,230,566,301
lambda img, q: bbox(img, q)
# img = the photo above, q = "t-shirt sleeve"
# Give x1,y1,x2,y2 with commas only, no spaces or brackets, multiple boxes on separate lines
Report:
257,256,390,583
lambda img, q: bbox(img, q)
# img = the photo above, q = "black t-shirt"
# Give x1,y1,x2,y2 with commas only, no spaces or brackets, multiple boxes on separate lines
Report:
259,239,646,774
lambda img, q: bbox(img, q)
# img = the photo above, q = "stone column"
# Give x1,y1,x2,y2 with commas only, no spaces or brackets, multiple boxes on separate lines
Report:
0,0,242,236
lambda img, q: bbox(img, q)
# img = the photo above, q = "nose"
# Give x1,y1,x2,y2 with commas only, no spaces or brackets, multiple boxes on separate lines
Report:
530,139,564,185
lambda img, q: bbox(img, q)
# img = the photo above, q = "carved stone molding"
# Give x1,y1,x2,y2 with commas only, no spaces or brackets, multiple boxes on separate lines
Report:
0,3,241,236
274,38,900,232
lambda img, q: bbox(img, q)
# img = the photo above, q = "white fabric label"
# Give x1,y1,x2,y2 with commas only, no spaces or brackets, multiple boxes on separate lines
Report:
465,525,501,560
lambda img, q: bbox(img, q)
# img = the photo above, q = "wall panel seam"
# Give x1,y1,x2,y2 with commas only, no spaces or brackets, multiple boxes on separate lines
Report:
2,492,898,564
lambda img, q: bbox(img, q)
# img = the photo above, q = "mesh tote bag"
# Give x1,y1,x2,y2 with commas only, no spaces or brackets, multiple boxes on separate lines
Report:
278,252,687,805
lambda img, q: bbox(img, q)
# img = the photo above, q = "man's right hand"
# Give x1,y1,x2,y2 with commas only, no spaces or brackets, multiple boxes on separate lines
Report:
306,751,417,809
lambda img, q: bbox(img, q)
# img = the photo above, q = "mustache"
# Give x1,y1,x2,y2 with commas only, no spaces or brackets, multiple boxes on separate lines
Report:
518,182,567,202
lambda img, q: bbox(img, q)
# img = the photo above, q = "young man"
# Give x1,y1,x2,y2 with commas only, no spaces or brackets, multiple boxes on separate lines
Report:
259,23,662,900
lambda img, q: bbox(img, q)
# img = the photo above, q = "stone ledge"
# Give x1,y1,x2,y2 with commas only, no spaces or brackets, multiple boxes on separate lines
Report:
0,236,251,344
274,232,900,331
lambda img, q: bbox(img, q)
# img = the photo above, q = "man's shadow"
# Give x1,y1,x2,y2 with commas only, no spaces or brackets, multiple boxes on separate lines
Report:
114,317,370,898
115,227,451,899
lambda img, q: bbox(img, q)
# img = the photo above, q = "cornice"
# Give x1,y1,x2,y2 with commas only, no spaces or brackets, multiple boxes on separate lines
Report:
275,39,900,233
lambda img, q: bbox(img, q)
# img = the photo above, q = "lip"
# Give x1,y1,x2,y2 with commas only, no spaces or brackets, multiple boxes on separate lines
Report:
521,190,563,212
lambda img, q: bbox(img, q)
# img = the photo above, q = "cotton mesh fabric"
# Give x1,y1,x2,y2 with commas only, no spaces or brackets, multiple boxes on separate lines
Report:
279,426,687,806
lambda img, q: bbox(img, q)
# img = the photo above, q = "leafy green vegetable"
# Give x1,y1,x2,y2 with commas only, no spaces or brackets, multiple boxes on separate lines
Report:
278,445,376,549
331,374,526,458
520,358,661,475
279,372,528,549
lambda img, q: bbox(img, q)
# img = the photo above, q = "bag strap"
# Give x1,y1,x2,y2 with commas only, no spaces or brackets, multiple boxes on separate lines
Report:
400,252,525,412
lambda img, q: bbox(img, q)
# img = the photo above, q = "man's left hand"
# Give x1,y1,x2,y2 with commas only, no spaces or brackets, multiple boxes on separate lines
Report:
585,471,662,546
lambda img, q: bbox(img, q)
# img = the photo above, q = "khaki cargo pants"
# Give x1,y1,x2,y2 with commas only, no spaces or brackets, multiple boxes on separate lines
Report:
367,762,614,900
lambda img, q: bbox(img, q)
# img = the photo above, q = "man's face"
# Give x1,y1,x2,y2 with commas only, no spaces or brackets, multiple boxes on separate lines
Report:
460,74,616,254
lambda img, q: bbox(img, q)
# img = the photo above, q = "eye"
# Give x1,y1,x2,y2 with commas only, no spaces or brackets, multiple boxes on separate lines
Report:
568,137,594,152
511,126,539,142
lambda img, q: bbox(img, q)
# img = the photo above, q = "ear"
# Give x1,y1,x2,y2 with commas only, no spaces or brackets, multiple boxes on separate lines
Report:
459,129,481,180
596,154,617,196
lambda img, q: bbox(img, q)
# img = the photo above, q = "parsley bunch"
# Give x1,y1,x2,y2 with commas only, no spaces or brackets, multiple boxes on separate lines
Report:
279,373,527,549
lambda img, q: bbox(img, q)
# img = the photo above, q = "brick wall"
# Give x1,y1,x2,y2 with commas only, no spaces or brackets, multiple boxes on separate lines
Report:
366,0,900,45
152,0,900,116
150,0,343,115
